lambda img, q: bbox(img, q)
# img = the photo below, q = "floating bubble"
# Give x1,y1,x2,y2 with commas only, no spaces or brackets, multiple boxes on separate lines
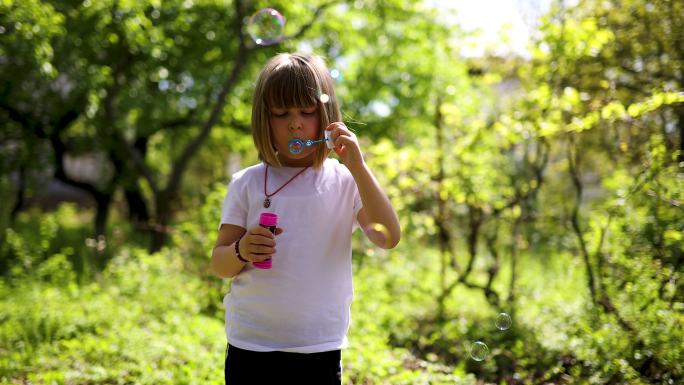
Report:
469,341,489,361
363,222,393,249
246,8,285,46
319,93,330,103
495,312,512,330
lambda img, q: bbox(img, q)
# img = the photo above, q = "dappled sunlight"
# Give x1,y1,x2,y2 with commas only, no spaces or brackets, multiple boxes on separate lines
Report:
2,0,682,383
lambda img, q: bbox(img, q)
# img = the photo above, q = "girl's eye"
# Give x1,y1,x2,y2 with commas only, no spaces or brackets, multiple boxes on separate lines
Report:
271,111,287,117
302,109,317,115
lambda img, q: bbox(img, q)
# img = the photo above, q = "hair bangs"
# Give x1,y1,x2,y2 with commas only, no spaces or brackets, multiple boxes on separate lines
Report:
263,59,319,109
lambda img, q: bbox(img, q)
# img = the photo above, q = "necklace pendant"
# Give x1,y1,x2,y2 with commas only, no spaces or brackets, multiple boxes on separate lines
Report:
263,197,271,208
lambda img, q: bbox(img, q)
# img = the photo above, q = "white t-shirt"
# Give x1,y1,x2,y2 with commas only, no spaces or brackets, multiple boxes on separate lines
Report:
219,158,362,353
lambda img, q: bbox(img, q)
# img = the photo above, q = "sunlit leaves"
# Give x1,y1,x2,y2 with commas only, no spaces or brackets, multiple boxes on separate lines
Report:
0,0,64,79
626,91,684,118
563,91,684,133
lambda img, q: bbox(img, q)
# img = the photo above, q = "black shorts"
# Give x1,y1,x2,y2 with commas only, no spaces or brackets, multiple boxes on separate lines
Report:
224,344,342,385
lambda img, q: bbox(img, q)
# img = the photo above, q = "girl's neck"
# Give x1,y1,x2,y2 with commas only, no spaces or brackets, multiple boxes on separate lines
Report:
276,153,314,168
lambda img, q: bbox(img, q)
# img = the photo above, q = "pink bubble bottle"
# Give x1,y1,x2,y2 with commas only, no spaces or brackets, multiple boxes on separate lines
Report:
253,212,277,269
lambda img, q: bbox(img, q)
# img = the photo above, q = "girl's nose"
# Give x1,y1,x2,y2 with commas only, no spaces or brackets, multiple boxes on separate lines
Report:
288,118,302,131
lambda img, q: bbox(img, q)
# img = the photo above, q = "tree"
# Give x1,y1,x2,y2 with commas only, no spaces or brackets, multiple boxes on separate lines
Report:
512,0,683,380
2,0,450,252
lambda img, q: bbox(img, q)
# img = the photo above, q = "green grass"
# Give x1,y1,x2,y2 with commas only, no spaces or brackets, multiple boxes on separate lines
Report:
1,249,225,385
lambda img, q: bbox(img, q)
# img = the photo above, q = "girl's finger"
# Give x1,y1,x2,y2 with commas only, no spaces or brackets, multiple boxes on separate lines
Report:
251,245,275,254
250,226,274,239
251,236,275,247
325,121,344,131
252,254,273,262
325,122,349,137
333,133,357,148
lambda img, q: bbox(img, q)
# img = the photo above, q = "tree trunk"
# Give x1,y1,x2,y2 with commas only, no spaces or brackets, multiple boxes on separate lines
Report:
507,216,520,309
125,188,149,223
150,191,172,253
434,96,449,321
567,136,598,306
93,192,112,238
10,164,26,221
677,106,684,164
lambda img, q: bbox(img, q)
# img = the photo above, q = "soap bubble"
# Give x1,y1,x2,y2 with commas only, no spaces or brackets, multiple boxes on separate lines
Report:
495,312,512,330
319,93,330,103
363,222,393,249
246,8,285,46
288,138,304,155
469,341,489,361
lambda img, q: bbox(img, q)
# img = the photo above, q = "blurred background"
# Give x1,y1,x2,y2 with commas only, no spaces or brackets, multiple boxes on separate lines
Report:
1,0,682,384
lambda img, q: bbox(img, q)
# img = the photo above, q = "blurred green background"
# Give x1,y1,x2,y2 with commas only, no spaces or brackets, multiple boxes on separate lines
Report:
1,0,682,384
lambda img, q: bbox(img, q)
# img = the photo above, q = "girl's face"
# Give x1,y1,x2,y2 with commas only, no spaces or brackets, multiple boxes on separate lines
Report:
269,104,321,167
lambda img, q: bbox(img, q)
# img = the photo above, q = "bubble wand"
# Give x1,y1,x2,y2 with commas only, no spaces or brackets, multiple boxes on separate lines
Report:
287,130,335,154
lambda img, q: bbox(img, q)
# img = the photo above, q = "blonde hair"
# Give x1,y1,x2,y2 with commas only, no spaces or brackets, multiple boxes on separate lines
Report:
251,53,341,169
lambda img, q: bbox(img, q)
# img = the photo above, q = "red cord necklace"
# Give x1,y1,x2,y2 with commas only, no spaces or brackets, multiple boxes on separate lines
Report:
263,164,310,208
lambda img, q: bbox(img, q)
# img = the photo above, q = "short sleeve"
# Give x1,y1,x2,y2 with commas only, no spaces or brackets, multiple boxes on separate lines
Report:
218,171,248,230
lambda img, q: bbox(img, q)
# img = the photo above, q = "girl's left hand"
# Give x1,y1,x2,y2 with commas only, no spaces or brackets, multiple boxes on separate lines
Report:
326,122,364,169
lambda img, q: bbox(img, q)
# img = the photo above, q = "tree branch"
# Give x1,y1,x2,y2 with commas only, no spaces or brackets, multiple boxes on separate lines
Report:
285,1,341,41
567,134,598,306
165,10,251,199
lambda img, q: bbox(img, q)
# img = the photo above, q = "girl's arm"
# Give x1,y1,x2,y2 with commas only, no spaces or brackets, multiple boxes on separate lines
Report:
211,223,281,278
211,224,248,278
326,123,401,249
351,163,401,249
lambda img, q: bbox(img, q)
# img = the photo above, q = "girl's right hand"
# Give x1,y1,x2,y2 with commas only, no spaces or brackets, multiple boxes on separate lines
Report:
238,226,283,263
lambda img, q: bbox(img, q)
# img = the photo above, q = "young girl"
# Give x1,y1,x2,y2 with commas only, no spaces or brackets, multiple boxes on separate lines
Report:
210,53,400,385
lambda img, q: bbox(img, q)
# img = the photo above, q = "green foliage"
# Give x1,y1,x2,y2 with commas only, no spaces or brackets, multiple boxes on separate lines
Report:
0,0,64,79
1,204,103,282
2,0,683,383
1,247,225,385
